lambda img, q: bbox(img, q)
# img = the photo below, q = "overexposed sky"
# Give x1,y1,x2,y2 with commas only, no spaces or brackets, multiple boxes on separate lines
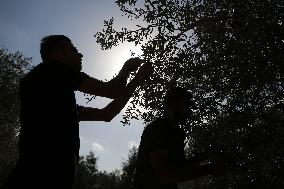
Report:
0,0,146,171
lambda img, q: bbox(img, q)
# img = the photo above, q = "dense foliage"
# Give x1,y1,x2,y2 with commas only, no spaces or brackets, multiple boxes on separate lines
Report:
95,0,284,188
0,48,32,187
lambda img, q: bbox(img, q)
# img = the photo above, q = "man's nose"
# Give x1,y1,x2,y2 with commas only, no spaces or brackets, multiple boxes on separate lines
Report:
79,53,83,58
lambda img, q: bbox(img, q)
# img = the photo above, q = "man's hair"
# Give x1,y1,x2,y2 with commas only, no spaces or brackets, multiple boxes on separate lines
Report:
40,35,71,61
164,87,192,105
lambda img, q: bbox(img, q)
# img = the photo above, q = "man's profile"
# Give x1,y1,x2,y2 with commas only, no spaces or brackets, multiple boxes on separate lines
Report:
132,87,225,189
4,35,152,189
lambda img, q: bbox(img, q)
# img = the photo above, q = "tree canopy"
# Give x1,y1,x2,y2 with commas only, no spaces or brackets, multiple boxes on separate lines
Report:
95,0,283,187
74,148,137,189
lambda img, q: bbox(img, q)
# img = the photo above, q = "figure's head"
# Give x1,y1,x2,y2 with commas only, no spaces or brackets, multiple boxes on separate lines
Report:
40,35,83,71
164,87,193,124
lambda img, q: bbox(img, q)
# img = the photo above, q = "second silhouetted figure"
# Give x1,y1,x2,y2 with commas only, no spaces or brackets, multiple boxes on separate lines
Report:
132,87,226,189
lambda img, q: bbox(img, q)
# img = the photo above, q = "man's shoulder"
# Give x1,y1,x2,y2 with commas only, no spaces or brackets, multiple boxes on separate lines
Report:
145,117,163,129
143,117,169,136
21,63,43,83
139,117,173,153
22,62,67,82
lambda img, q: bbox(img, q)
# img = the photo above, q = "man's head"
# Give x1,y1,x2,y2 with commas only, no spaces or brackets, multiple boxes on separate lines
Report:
164,87,193,124
40,35,83,71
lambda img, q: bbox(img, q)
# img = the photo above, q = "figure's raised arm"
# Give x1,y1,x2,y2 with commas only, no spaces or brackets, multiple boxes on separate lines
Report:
79,57,144,99
78,62,153,122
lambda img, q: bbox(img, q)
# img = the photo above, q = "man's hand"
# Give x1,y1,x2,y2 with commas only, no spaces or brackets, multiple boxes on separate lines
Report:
123,57,144,72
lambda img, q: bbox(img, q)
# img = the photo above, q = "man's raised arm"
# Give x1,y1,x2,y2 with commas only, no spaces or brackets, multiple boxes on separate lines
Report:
78,62,153,122
79,58,143,99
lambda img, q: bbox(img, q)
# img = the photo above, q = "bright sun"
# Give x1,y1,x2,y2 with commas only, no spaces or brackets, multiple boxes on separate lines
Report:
108,43,143,76
87,43,146,115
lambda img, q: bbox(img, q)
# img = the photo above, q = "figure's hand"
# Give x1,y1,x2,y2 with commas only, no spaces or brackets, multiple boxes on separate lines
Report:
132,62,153,84
123,57,144,72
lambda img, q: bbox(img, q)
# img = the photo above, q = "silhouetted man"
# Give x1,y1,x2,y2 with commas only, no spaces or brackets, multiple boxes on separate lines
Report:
4,35,152,189
132,87,225,189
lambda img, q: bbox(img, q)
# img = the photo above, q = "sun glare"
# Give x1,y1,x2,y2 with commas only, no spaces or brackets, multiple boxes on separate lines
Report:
108,44,143,77
106,43,149,115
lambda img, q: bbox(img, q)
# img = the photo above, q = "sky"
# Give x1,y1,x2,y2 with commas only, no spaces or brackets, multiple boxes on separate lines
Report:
0,0,146,172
